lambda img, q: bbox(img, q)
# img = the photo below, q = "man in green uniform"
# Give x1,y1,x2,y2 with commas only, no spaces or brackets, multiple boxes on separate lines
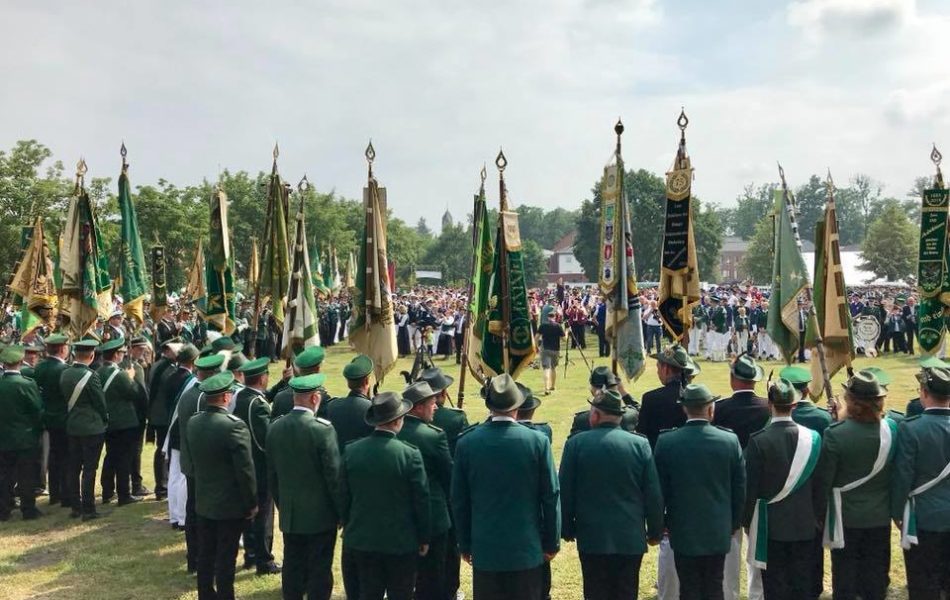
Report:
781,366,833,434
817,370,896,600
61,339,108,520
342,391,430,600
569,366,639,438
905,356,949,417
0,344,44,520
452,374,560,599
327,355,375,453
267,373,342,600
163,343,198,529
188,371,257,600
148,337,181,500
31,333,70,506
178,353,227,574
127,335,152,497
743,379,823,600
892,366,950,598
560,389,663,599
654,384,745,600
97,337,145,506
270,346,330,421
234,357,279,575
517,383,553,441
398,381,453,600
418,366,468,598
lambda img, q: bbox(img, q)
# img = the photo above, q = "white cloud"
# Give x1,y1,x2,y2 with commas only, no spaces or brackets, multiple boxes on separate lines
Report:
787,0,915,39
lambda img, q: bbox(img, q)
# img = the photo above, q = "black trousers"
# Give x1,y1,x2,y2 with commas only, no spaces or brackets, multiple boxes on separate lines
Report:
152,426,168,496
185,476,198,571
444,524,461,598
353,549,416,600
100,427,137,501
130,425,146,493
809,529,824,600
579,553,643,600
830,526,890,600
570,324,586,349
414,532,446,600
596,326,609,357
798,330,807,362
454,333,464,364
0,449,38,517
46,428,68,503
282,530,336,600
674,553,724,600
472,564,544,600
904,529,950,600
906,326,916,354
760,538,813,600
342,547,361,600
196,516,245,600
66,434,104,513
243,485,275,567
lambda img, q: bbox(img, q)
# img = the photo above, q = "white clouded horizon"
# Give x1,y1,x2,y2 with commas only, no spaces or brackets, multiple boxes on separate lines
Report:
1,0,947,229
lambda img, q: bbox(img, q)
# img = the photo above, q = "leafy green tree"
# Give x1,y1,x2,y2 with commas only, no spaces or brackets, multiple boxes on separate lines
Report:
693,200,724,280
741,217,774,282
415,217,433,238
859,203,917,282
730,183,776,240
422,223,472,285
521,239,546,287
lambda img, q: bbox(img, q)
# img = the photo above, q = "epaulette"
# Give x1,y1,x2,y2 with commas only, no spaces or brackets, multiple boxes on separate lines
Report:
400,439,419,450
344,438,361,447
827,420,845,429
903,414,923,423
623,430,648,439
446,406,465,412
316,417,332,426
658,428,676,435
534,421,549,427
888,409,905,417
574,409,590,417
456,423,479,439
226,414,241,423
425,422,444,433
747,427,763,436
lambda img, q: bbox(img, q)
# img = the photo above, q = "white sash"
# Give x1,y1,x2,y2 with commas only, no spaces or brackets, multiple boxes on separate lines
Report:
823,418,896,549
102,367,122,394
901,457,950,549
747,424,820,570
67,371,93,412
162,376,199,455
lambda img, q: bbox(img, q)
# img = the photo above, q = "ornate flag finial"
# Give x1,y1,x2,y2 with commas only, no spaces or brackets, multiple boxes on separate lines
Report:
480,164,487,184
495,148,507,172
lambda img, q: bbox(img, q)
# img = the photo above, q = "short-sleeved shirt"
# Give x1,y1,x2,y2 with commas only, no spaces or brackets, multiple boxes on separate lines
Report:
538,323,564,352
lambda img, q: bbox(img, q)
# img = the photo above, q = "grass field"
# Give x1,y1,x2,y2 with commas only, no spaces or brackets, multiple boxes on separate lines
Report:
0,337,925,599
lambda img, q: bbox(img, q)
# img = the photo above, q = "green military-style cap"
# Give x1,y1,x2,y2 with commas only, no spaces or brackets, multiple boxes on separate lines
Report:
768,378,800,406
177,344,200,363
199,371,235,396
130,335,150,347
588,389,625,415
842,370,887,399
198,345,217,358
679,383,720,406
100,337,126,353
211,336,243,354
289,373,327,393
731,353,764,382
918,367,950,396
238,357,269,378
23,339,44,352
45,333,69,346
0,344,26,365
195,354,226,372
294,346,326,370
862,366,891,387
779,366,811,386
919,356,949,370
71,339,100,350
652,344,691,371
343,354,374,380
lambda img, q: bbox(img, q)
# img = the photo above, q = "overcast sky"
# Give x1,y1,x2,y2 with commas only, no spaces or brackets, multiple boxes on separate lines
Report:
2,0,947,227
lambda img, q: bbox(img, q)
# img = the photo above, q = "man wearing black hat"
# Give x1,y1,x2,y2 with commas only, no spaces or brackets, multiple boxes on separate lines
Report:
560,389,663,600
188,372,257,600
636,345,690,450
235,357,280,575
452,374,560,599
31,333,71,506
148,337,182,500
398,381,453,600
0,345,44,521
341,391,431,600
267,374,342,600
654,384,745,600
569,366,639,438
743,379,823,600
163,344,199,530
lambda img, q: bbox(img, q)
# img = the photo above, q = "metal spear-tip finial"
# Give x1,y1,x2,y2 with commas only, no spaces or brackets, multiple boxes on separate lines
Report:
298,174,310,193
273,142,280,161
615,118,624,137
777,161,786,184
365,140,376,164
933,144,943,168
480,164,487,184
677,108,689,131
825,168,835,189
496,148,507,172
76,157,88,178
120,141,128,170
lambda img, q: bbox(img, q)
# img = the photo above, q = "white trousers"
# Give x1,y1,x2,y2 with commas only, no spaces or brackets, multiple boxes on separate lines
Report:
723,529,763,600
656,534,680,600
736,332,749,356
688,327,701,355
167,450,187,525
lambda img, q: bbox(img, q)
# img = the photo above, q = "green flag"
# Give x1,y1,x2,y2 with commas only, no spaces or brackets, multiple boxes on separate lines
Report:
311,243,330,297
117,163,148,327
150,243,168,322
281,199,320,356
60,182,112,339
916,151,948,354
260,159,290,326
205,188,235,334
466,182,494,377
323,247,334,293
767,187,814,364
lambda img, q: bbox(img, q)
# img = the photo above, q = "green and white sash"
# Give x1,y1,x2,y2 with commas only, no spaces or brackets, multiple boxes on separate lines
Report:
824,418,898,549
747,423,821,570
67,371,93,412
102,366,122,394
901,457,950,549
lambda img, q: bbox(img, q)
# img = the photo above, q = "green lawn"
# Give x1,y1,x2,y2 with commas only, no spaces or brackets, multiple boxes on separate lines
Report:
0,338,923,599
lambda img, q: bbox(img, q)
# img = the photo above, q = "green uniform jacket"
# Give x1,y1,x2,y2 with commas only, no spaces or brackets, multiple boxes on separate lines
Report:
187,405,257,520
398,415,453,536
326,391,373,454
0,371,44,452
743,421,824,542
570,394,639,438
905,398,923,418
521,421,553,442
432,405,470,456
270,386,330,422
177,387,203,478
452,419,560,572
792,401,833,434
147,357,173,427
341,430,430,554
559,423,663,555
891,408,950,532
61,363,108,436
233,387,271,486
167,374,198,451
816,418,896,528
97,363,144,431
267,409,342,535
32,357,68,430
654,421,745,556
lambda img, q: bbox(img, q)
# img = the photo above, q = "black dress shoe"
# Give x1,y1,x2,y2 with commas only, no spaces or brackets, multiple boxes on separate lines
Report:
101,496,114,505
117,496,143,507
22,509,43,520
242,558,255,570
132,486,151,497
256,561,281,576
81,512,100,522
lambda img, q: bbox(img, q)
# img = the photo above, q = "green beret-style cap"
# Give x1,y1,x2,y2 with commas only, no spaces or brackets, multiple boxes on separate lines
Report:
343,355,374,380
199,371,235,396
195,354,226,371
779,366,811,385
294,346,326,370
237,357,269,378
0,344,26,365
100,337,126,353
45,333,69,346
71,339,100,350
289,373,327,393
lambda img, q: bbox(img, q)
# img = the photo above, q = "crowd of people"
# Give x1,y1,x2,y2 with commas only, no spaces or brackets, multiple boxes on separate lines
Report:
0,280,948,600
